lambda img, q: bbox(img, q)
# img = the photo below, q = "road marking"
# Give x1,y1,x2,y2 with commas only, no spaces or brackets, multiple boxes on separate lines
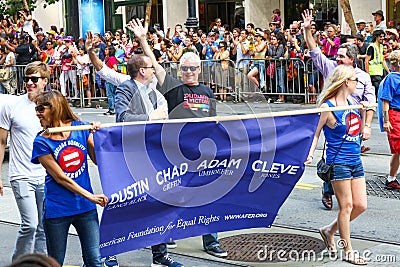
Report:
294,185,313,190
297,182,322,188
295,182,322,190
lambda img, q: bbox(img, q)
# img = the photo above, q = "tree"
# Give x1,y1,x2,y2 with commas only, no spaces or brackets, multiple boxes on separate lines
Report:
0,0,59,17
340,0,356,35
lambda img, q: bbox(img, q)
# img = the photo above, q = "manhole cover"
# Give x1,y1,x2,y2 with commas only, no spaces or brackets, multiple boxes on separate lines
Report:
219,233,325,262
366,175,400,200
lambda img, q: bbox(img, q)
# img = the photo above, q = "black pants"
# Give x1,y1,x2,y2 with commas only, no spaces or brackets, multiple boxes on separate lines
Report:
370,75,382,98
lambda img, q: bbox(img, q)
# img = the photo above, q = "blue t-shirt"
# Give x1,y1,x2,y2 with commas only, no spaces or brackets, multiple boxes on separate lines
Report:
323,100,362,165
204,44,215,66
378,72,400,131
31,120,96,219
380,72,400,109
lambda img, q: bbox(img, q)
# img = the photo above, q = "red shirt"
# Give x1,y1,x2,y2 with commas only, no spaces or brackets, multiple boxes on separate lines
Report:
105,56,118,69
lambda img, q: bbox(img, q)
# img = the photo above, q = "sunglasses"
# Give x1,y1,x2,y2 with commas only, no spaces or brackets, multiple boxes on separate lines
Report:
181,66,199,72
35,104,51,113
348,77,359,82
23,76,45,83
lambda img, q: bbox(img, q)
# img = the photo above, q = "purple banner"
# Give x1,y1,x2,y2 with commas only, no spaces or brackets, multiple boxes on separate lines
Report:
94,114,319,257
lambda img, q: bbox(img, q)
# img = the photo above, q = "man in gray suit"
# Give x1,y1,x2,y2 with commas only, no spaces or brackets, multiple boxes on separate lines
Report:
115,54,168,123
113,53,184,267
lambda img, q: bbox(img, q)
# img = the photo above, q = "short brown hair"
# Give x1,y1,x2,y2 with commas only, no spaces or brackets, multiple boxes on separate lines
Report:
34,90,78,128
25,61,50,79
127,54,149,79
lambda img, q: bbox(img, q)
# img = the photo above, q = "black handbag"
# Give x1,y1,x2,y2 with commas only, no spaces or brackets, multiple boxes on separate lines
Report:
317,154,332,183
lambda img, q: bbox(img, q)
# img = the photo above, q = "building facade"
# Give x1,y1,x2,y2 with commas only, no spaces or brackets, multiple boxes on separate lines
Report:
33,0,398,37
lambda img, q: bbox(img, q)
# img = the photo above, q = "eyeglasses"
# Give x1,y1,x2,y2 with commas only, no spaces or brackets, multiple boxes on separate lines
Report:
348,77,359,82
181,66,199,72
23,76,45,83
141,66,154,69
35,104,51,113
46,44,52,46
219,46,225,48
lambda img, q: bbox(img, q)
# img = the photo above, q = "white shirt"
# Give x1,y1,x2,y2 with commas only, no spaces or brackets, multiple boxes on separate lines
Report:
0,94,46,181
97,64,168,113
77,54,90,75
375,21,387,31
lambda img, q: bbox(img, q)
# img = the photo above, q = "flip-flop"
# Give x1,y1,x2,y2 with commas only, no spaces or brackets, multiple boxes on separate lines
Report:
343,256,368,265
319,228,337,255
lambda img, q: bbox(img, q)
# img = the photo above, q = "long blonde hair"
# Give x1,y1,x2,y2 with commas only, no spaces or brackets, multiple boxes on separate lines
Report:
317,65,356,106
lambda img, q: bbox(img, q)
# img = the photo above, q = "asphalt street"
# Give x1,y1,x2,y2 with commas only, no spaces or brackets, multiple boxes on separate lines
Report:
1,101,399,267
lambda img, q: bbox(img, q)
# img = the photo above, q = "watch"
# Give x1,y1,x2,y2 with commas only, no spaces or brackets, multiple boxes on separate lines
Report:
365,123,371,128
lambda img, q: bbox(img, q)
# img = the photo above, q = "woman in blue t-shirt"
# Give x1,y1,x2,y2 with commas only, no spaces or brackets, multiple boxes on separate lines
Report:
31,90,108,267
305,65,368,265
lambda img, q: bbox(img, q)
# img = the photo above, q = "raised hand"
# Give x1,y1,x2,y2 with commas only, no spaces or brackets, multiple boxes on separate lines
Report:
85,31,94,52
302,9,313,30
128,18,148,40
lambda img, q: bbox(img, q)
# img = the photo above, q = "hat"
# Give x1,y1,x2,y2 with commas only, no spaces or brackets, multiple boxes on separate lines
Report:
172,37,181,44
372,10,384,21
356,19,366,25
64,36,74,42
47,30,57,35
207,32,216,37
385,28,399,39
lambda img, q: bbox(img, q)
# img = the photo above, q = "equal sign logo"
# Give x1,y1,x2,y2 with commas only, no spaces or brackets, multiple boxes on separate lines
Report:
59,146,85,173
347,113,361,136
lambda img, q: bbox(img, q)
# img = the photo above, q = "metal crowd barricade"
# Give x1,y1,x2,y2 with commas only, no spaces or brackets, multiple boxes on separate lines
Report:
304,58,322,104
8,63,107,107
237,58,307,103
161,59,238,102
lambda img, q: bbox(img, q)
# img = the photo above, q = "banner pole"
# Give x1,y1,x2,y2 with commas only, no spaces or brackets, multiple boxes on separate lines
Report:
45,104,377,133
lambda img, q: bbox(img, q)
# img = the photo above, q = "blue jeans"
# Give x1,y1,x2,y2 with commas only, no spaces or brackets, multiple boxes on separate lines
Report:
11,178,46,261
253,61,266,89
276,66,286,94
202,233,220,250
44,209,102,267
323,181,334,195
331,163,364,181
105,82,116,112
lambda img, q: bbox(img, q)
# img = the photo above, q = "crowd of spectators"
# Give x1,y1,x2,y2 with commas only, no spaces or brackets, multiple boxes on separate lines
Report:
1,8,400,104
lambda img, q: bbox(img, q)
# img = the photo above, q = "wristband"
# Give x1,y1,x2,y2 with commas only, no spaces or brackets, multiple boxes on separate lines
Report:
383,110,389,123
364,123,371,128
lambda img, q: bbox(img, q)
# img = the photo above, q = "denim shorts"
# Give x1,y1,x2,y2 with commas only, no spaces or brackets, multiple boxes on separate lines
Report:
331,163,364,181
